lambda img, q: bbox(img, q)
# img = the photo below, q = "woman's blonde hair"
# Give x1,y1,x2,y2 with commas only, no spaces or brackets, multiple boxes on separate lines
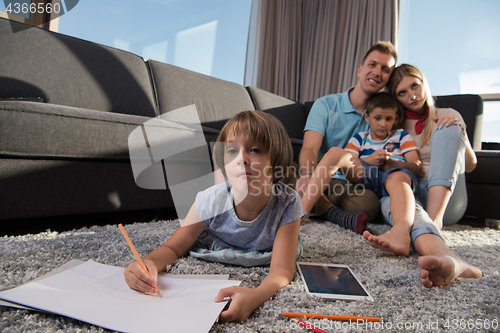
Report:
387,64,436,147
215,110,293,183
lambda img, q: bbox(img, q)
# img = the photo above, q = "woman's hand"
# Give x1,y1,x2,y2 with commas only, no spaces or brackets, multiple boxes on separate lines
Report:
123,259,159,294
433,114,466,132
214,286,260,323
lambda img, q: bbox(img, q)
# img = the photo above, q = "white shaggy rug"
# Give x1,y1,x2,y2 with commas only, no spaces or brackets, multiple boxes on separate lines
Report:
1,220,499,333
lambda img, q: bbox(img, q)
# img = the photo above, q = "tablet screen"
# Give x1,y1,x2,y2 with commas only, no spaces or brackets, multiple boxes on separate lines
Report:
297,262,373,301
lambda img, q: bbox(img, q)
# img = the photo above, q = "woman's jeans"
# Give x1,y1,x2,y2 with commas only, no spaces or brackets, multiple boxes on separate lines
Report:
381,124,467,243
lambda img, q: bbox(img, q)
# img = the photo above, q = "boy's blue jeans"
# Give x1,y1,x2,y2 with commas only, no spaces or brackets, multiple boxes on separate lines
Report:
381,124,467,243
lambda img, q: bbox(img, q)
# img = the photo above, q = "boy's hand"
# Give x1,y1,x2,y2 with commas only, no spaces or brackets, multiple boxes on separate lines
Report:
124,259,158,294
380,156,396,171
214,286,258,323
364,149,389,166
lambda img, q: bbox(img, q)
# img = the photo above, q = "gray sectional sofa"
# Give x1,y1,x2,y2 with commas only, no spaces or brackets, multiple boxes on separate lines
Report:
0,17,497,235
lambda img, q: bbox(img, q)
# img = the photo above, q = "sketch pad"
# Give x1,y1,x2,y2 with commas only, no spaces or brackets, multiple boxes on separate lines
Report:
0,260,240,333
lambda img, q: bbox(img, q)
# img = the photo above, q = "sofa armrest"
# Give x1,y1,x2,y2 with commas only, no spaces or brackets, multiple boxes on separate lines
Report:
246,86,307,140
466,150,500,184
464,150,500,220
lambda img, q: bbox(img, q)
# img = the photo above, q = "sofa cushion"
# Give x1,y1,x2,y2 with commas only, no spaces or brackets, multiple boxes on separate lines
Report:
0,100,220,161
0,101,154,160
147,61,255,130
0,18,157,117
246,86,307,140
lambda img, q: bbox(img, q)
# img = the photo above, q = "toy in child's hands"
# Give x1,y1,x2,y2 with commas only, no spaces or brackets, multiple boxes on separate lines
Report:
384,142,395,152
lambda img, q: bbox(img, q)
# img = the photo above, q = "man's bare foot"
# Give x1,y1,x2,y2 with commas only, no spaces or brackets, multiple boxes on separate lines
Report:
418,255,482,288
363,230,411,257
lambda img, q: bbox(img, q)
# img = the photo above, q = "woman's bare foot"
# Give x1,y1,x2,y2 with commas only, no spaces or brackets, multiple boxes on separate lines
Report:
418,255,482,288
363,229,411,257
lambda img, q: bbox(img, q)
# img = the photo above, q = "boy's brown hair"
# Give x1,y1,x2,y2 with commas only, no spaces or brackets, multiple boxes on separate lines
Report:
215,110,293,183
366,92,403,129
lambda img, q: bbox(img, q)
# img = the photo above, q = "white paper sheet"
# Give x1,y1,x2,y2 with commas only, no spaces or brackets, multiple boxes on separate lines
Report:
0,260,240,333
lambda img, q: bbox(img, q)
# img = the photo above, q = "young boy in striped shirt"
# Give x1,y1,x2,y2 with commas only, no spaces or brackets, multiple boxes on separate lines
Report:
301,92,422,256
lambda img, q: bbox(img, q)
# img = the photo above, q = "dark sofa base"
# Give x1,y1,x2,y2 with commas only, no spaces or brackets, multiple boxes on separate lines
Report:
0,158,174,221
465,183,500,220
0,207,178,236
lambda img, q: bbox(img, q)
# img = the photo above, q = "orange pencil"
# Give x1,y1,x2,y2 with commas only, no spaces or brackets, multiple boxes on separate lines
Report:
277,312,379,322
118,224,161,297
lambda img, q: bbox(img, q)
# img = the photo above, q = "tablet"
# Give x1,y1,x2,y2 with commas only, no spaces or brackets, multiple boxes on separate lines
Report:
296,262,373,301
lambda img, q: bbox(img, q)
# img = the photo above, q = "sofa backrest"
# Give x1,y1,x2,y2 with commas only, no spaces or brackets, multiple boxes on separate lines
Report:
0,18,157,117
246,86,307,140
434,94,483,151
147,60,255,130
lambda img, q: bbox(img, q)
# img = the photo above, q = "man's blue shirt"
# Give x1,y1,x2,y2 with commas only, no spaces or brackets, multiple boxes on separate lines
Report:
304,87,370,179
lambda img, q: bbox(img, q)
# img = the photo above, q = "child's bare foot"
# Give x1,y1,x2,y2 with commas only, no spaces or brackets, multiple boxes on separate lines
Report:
363,230,411,257
433,218,443,231
418,255,482,288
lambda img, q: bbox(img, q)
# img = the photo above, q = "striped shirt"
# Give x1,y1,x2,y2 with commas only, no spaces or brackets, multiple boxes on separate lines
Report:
345,129,418,162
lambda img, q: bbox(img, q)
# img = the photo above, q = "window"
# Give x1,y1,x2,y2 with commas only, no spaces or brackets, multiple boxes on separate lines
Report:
483,101,500,143
398,0,500,146
50,0,252,85
1,0,59,31
4,0,32,19
2,1,252,84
